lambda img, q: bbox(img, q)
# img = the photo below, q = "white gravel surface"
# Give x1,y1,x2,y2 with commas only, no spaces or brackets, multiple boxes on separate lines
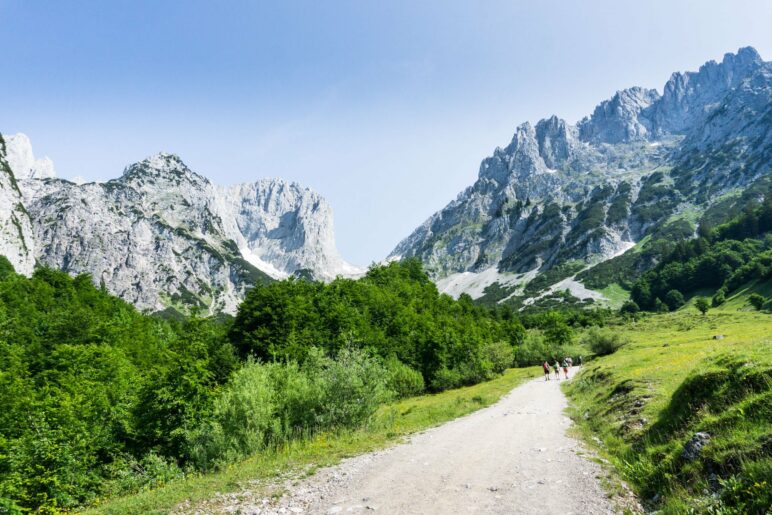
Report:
182,369,631,514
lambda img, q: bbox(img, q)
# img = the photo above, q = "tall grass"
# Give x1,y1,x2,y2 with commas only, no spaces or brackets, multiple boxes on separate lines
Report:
565,311,772,513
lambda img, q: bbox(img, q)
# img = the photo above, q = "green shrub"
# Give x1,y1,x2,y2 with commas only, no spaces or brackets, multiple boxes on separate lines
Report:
430,367,464,391
542,312,574,347
581,327,628,356
665,289,685,311
102,453,184,498
188,348,391,471
749,293,765,310
514,332,550,367
483,341,514,374
619,300,640,315
0,497,23,515
712,287,726,307
188,360,280,470
385,357,425,398
267,361,320,433
694,297,710,315
304,347,392,429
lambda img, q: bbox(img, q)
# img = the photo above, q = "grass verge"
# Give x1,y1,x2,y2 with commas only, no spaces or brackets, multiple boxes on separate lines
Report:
565,311,772,513
87,367,539,514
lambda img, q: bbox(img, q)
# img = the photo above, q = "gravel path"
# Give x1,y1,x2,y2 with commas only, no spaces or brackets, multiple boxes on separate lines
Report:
187,369,628,514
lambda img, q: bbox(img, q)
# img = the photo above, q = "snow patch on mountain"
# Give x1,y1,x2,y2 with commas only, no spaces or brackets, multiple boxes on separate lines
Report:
437,265,540,300
523,277,606,307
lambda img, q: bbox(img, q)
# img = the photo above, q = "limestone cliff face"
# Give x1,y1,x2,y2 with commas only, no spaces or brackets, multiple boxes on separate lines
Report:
0,135,36,275
391,48,771,301
0,140,362,313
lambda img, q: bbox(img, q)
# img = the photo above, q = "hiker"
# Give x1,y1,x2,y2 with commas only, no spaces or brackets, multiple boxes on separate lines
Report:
543,361,551,381
553,360,561,380
567,356,573,369
562,359,569,379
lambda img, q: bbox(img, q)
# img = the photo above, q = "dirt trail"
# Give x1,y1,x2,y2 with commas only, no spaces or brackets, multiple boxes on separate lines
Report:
196,369,623,514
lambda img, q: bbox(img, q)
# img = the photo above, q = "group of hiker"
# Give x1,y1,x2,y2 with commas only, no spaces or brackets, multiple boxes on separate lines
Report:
542,355,581,380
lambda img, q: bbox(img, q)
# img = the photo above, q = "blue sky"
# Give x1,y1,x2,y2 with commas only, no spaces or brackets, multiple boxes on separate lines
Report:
2,0,771,266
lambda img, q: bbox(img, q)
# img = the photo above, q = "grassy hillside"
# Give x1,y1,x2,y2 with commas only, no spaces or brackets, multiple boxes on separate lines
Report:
716,279,772,312
566,308,771,513
86,367,539,514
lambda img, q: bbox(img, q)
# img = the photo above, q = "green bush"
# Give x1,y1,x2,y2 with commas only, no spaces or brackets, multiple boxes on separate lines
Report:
483,341,514,374
665,289,685,311
102,453,184,498
385,357,425,398
581,327,627,356
749,293,765,310
542,312,574,347
188,348,391,471
188,360,280,470
619,300,640,315
430,367,464,391
514,332,550,367
712,287,727,307
694,297,710,315
304,347,392,429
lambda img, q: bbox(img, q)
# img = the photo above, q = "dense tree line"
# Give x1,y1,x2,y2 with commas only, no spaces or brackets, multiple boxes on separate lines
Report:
0,259,238,512
230,259,528,390
630,198,772,311
1,257,584,513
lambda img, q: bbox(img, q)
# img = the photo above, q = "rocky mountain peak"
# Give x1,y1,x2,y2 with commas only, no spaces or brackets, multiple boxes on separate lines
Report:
535,115,574,169
722,45,763,72
119,152,209,187
652,46,766,134
3,133,56,180
578,87,660,144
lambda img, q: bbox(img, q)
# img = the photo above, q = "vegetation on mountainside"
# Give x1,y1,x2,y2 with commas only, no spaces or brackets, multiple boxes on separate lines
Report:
579,179,772,293
565,310,772,513
630,198,772,312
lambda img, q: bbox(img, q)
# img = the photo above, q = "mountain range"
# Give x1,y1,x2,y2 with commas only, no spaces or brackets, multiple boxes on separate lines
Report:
390,46,771,308
1,47,770,313
0,134,361,314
